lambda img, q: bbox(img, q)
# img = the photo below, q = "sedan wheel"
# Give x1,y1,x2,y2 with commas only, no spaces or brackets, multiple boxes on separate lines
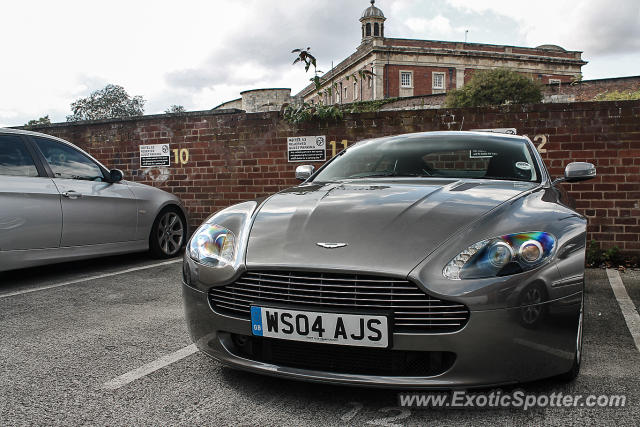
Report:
150,210,185,258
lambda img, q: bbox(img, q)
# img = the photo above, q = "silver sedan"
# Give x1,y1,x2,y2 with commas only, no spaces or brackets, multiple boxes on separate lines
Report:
0,128,188,272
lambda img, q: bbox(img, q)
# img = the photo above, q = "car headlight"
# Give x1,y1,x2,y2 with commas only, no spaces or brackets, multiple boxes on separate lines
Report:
189,224,237,267
443,232,556,280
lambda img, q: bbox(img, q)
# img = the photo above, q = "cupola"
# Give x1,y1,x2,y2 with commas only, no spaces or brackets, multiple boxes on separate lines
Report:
360,0,385,41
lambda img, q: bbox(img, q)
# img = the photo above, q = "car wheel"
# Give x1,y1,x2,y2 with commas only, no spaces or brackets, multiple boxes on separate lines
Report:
150,208,186,258
558,294,583,382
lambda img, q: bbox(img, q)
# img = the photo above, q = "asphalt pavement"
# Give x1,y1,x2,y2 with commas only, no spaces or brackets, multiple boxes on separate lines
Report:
1,257,639,426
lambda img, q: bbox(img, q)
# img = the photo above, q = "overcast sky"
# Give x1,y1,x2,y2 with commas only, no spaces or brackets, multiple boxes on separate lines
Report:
1,0,639,127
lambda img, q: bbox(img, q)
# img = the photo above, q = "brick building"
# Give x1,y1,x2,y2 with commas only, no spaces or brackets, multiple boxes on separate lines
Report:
297,0,586,105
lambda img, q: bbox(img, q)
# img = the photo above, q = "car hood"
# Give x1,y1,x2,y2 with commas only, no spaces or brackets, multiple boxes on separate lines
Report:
245,179,538,275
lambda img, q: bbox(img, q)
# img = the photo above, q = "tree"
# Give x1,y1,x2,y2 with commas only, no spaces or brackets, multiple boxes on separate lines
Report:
25,115,51,127
66,84,145,121
292,47,316,72
165,105,186,114
446,69,543,108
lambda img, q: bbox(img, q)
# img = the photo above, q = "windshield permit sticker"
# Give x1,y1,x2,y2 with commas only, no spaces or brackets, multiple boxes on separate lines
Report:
470,149,498,158
515,162,532,170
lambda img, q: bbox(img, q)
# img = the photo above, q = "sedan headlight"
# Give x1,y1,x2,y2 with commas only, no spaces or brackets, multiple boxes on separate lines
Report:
189,224,237,266
443,232,556,280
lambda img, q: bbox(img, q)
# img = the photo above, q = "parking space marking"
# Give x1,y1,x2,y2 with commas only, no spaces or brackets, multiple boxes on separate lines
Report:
0,259,182,299
103,344,198,390
606,268,640,352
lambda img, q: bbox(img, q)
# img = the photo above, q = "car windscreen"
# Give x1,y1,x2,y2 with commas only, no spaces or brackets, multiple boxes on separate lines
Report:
312,134,540,182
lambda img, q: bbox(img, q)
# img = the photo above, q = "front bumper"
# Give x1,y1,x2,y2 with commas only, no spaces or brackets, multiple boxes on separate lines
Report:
183,281,581,389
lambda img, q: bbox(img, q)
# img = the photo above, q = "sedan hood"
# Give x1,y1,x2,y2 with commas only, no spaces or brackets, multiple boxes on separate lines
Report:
246,179,537,275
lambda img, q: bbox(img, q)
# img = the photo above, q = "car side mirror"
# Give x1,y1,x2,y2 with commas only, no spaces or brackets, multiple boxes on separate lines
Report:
295,165,315,181
107,169,124,183
553,162,596,185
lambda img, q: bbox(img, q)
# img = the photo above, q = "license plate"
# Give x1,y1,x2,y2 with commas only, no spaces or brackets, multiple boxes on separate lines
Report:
250,306,389,348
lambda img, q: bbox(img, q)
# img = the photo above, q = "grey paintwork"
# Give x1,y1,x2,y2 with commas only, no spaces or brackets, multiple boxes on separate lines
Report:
182,131,593,387
0,128,187,272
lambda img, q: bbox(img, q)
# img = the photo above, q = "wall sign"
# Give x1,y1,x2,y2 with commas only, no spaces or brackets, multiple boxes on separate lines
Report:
140,144,170,167
287,136,326,162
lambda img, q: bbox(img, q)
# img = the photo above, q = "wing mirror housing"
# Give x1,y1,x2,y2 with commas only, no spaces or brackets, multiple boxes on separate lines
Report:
295,165,315,181
107,169,124,183
553,162,596,185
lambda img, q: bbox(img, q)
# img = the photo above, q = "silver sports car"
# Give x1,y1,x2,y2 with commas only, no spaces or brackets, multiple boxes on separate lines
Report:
182,131,595,388
0,128,188,272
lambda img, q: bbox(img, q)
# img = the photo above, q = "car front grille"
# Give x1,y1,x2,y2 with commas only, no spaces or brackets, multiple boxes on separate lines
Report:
208,270,469,333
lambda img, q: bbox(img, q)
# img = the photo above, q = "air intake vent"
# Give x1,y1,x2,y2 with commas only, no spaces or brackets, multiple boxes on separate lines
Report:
209,270,469,333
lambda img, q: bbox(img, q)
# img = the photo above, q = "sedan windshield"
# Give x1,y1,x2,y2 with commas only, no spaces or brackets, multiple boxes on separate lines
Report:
312,133,540,182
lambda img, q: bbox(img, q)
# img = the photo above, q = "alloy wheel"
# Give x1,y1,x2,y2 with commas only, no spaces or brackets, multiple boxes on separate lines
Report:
157,212,184,256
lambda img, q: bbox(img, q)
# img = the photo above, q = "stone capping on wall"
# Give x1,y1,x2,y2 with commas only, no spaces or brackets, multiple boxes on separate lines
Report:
16,108,243,131
14,100,640,254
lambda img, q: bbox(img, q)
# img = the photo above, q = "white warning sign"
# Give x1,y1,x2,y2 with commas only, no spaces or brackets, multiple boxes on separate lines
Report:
287,136,326,162
140,144,170,167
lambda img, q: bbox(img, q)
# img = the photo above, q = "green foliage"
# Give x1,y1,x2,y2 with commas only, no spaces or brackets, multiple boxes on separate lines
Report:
586,240,602,267
603,246,624,266
283,103,314,124
314,104,343,121
593,89,640,101
283,102,343,125
446,68,543,108
346,98,398,113
165,105,186,114
24,115,51,127
67,84,145,122
570,73,583,85
292,47,316,72
586,240,625,267
283,98,398,125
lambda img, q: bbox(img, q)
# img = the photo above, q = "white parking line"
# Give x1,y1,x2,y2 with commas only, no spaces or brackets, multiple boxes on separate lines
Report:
0,259,182,299
606,268,640,352
103,344,198,390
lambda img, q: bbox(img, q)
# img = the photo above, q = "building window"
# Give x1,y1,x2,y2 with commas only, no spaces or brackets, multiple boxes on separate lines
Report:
336,91,340,103
400,71,412,88
366,23,371,37
432,72,445,90
549,78,561,86
344,87,348,100
354,82,358,100
374,23,379,36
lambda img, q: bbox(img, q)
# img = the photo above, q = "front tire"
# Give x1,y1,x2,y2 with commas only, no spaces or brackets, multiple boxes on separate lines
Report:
149,208,186,258
558,294,583,382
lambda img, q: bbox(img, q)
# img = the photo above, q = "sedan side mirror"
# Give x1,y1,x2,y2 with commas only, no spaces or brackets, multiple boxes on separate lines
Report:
295,165,315,181
107,169,124,183
553,162,596,185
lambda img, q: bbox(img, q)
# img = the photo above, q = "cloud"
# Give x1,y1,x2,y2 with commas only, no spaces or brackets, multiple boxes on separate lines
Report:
164,0,368,103
404,15,466,39
445,0,640,55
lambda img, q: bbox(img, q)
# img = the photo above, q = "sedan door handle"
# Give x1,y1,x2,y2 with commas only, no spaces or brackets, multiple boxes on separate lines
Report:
62,190,82,199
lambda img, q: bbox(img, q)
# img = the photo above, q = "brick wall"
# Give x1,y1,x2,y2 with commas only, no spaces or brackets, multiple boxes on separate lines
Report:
28,100,640,252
